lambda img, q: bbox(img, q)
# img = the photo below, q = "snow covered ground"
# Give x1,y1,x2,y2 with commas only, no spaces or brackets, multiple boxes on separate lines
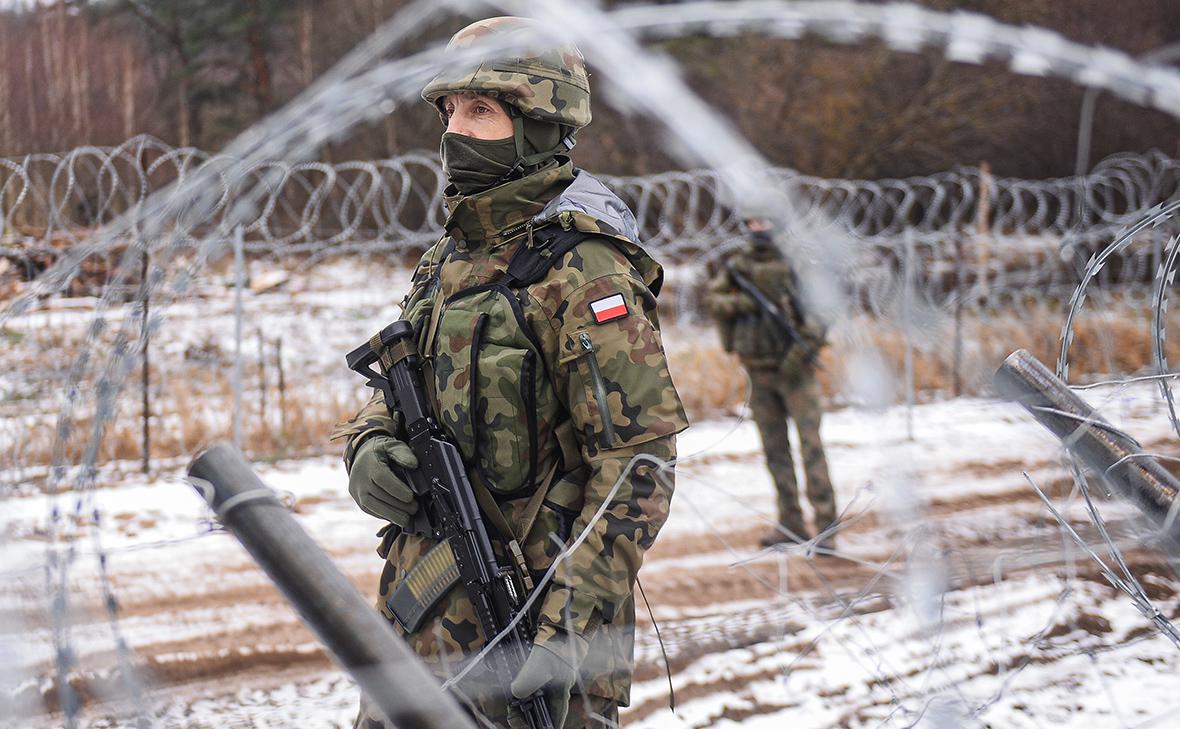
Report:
5,379,1180,728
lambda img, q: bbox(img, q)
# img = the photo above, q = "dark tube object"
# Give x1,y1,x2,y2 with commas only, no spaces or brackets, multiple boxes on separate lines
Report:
993,349,1180,546
187,442,474,729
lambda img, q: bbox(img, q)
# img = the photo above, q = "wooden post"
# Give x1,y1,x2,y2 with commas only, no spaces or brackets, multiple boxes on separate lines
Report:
952,235,964,397
0,27,9,154
140,248,151,474
976,160,992,272
276,337,287,437
903,232,915,441
257,327,267,442
299,0,314,88
232,228,245,450
122,44,137,141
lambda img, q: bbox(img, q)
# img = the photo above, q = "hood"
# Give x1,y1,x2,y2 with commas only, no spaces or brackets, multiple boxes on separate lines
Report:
532,169,663,293
532,169,641,245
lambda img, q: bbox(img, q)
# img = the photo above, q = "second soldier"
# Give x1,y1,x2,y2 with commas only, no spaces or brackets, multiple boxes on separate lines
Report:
705,215,838,550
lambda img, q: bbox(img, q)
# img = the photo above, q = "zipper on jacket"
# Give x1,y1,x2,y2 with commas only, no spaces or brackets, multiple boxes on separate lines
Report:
578,332,617,446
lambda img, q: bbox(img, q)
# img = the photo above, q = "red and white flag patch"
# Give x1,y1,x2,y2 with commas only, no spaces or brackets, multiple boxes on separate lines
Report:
589,293,628,324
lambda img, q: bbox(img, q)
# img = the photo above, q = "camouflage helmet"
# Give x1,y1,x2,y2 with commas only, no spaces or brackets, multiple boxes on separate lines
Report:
421,16,592,129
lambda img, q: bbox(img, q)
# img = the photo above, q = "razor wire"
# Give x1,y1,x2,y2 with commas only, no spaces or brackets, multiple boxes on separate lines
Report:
7,1,1180,727
4,139,1180,317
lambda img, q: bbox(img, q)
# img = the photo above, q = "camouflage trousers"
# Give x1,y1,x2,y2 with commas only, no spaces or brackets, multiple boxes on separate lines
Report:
354,692,619,729
746,360,837,540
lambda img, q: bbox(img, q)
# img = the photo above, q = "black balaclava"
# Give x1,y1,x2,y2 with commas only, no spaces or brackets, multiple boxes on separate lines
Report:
440,101,571,196
747,227,779,256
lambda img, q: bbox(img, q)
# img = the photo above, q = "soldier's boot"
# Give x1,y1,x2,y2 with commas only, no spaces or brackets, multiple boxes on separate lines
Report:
760,524,809,548
762,481,809,547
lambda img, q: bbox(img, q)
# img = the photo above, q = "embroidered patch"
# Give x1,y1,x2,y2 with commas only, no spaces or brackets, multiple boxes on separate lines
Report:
590,293,628,324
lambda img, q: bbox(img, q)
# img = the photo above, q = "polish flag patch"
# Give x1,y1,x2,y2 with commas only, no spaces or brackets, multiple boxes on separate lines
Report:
589,293,628,324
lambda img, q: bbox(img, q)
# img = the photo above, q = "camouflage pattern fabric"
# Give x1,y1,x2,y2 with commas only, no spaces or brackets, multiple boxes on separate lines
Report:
747,364,837,540
561,693,619,729
705,237,836,540
422,16,592,129
705,239,826,367
353,689,619,729
336,158,687,727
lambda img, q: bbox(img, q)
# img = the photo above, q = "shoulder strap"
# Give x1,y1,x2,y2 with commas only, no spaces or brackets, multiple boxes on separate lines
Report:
500,225,594,288
500,223,665,298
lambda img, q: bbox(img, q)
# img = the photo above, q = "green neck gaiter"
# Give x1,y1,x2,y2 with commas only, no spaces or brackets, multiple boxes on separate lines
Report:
440,132,518,196
440,112,568,196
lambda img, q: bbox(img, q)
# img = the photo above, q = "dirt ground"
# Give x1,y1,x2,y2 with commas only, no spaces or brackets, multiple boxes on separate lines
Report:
7,392,1180,728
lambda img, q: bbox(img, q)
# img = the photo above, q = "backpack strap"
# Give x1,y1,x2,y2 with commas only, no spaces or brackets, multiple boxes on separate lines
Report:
500,224,593,288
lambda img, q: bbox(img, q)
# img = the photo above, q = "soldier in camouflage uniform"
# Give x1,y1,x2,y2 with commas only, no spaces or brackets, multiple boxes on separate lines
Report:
332,17,688,729
705,217,837,550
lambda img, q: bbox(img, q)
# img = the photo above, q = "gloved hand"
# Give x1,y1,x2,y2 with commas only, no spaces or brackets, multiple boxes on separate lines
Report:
348,435,419,527
510,642,579,728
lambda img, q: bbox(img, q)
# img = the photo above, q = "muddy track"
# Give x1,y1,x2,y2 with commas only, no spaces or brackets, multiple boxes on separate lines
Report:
16,450,1176,725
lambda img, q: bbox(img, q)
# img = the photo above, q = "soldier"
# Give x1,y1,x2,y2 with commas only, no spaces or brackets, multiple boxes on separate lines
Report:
705,215,838,550
331,17,688,729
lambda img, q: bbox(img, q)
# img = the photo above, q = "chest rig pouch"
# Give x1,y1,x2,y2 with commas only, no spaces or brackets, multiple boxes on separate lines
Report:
386,226,630,632
426,225,595,500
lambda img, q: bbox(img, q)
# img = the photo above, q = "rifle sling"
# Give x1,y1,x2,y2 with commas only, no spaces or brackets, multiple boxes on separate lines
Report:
472,459,559,548
419,240,456,406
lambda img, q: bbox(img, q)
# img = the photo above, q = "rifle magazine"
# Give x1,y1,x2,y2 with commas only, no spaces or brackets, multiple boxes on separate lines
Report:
386,539,461,632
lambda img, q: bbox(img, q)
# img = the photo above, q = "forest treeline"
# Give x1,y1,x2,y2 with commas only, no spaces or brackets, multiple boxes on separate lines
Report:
2,0,1180,180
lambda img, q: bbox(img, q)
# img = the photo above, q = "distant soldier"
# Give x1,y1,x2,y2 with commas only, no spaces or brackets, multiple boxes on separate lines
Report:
332,17,688,729
705,216,837,549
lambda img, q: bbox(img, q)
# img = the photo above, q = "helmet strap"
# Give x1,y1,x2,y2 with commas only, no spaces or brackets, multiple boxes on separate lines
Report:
487,102,576,187
514,121,577,168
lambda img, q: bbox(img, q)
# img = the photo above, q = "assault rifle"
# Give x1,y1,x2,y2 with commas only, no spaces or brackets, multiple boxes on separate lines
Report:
346,321,554,729
726,263,820,365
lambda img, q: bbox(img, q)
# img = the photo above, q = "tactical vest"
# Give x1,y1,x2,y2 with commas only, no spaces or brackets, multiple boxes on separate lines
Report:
723,249,802,366
405,224,649,503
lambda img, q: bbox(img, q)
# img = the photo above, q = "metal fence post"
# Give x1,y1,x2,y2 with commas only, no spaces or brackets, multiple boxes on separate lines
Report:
232,227,245,451
994,349,1180,550
187,444,476,729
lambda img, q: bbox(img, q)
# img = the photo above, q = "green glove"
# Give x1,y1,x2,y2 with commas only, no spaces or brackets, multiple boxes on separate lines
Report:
348,435,419,527
510,643,578,728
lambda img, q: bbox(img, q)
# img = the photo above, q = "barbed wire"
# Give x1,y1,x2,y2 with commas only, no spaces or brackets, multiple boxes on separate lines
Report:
7,1,1180,727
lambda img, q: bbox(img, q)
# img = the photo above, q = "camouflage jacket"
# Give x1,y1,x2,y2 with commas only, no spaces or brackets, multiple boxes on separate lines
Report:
334,159,688,709
705,237,827,370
